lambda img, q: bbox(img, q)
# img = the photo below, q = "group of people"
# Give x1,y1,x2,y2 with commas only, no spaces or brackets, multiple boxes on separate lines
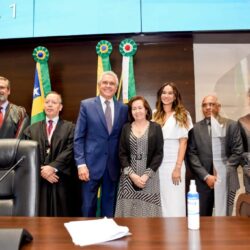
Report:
73,72,193,218
0,72,249,218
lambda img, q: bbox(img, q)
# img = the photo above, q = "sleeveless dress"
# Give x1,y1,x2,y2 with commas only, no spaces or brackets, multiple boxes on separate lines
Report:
115,127,162,217
159,113,193,217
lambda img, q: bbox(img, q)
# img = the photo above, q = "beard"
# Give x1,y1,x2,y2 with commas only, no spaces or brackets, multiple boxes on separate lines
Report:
0,95,7,102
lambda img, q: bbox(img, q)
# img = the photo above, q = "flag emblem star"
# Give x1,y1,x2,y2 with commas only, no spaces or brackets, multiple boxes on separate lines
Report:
33,87,41,98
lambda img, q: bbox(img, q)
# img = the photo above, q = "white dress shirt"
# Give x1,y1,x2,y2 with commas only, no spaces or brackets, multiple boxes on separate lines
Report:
99,95,114,125
46,116,59,143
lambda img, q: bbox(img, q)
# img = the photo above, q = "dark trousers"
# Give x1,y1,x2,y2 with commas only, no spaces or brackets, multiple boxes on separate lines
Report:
198,185,214,216
81,167,118,217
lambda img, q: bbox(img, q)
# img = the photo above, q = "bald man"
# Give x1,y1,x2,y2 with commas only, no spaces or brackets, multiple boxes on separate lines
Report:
187,95,243,216
24,91,79,216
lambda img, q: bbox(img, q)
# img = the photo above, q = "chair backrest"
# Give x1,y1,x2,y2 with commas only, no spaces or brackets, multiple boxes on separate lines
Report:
0,139,40,216
236,193,250,217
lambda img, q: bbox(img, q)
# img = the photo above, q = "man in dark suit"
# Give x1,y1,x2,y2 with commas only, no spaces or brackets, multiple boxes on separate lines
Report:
0,76,29,138
24,91,79,216
74,71,128,217
187,95,243,216
238,88,250,193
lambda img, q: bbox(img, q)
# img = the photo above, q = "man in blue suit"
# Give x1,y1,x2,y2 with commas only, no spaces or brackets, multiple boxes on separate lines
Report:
74,71,128,217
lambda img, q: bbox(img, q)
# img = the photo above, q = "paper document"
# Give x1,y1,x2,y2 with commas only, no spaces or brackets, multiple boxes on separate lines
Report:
64,217,131,246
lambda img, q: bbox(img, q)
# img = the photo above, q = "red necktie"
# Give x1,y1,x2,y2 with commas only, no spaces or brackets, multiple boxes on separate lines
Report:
0,107,3,128
47,120,53,135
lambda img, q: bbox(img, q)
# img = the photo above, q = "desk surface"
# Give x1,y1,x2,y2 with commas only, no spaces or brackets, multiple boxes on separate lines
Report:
0,217,250,250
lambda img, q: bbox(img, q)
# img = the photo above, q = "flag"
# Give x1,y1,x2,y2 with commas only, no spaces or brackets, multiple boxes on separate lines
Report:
96,40,112,95
31,46,52,124
117,39,137,103
95,40,113,216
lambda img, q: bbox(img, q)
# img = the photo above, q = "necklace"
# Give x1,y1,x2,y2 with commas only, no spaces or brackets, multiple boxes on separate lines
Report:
132,121,149,137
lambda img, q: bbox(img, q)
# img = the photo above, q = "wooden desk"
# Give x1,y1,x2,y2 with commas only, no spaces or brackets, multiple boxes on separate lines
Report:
0,217,250,250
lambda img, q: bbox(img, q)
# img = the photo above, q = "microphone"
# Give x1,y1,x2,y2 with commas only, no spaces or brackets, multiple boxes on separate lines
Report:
0,156,26,183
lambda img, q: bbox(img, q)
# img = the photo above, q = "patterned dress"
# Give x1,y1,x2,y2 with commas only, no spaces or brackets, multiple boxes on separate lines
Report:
115,127,162,217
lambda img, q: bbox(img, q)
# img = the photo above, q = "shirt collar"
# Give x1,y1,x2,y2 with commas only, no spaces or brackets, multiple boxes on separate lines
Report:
205,118,211,125
0,101,9,111
99,95,114,105
46,116,59,124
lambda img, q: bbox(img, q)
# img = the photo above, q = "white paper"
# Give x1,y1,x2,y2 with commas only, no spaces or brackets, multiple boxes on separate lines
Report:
64,218,131,246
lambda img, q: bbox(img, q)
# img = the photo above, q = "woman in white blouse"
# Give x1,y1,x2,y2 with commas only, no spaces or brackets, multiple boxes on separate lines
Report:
153,82,193,217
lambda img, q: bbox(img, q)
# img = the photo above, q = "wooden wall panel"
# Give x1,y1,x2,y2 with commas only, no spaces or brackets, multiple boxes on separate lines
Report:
0,33,195,123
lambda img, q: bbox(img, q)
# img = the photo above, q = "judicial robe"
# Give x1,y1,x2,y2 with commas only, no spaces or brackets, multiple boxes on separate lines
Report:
0,103,29,138
24,119,79,216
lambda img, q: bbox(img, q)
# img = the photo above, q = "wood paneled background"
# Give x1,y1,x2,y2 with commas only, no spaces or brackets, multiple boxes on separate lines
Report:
1,31,250,199
1,31,250,123
0,33,194,122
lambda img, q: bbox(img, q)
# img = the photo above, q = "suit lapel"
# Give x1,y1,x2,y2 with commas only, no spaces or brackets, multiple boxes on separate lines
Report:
0,103,10,132
95,97,122,135
50,119,59,142
113,100,120,132
50,118,64,147
40,121,50,162
201,119,209,136
95,96,109,132
200,119,212,148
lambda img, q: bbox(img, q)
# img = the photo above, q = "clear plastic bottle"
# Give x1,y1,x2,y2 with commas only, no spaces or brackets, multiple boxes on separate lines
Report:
187,180,200,230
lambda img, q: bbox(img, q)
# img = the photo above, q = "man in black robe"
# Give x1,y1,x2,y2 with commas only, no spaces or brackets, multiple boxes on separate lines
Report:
0,76,29,138
24,91,80,216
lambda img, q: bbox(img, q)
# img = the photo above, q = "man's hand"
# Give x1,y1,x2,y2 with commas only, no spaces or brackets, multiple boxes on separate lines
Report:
41,165,59,183
41,165,56,178
205,175,217,189
78,165,90,181
46,173,59,183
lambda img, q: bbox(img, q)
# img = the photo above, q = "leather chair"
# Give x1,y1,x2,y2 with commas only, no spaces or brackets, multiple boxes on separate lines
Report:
0,139,40,216
236,193,250,217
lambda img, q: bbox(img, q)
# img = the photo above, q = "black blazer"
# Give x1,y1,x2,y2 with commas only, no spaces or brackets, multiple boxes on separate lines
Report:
187,117,243,192
24,118,75,176
119,121,163,172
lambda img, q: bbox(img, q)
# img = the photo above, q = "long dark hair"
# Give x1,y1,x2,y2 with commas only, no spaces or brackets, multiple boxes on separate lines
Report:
153,82,189,128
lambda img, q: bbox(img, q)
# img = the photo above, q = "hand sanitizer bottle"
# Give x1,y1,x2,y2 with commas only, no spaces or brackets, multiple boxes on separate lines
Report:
187,180,200,230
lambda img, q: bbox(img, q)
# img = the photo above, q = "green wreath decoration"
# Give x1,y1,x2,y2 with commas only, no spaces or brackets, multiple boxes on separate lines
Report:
96,40,112,58
33,46,49,63
119,39,137,57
